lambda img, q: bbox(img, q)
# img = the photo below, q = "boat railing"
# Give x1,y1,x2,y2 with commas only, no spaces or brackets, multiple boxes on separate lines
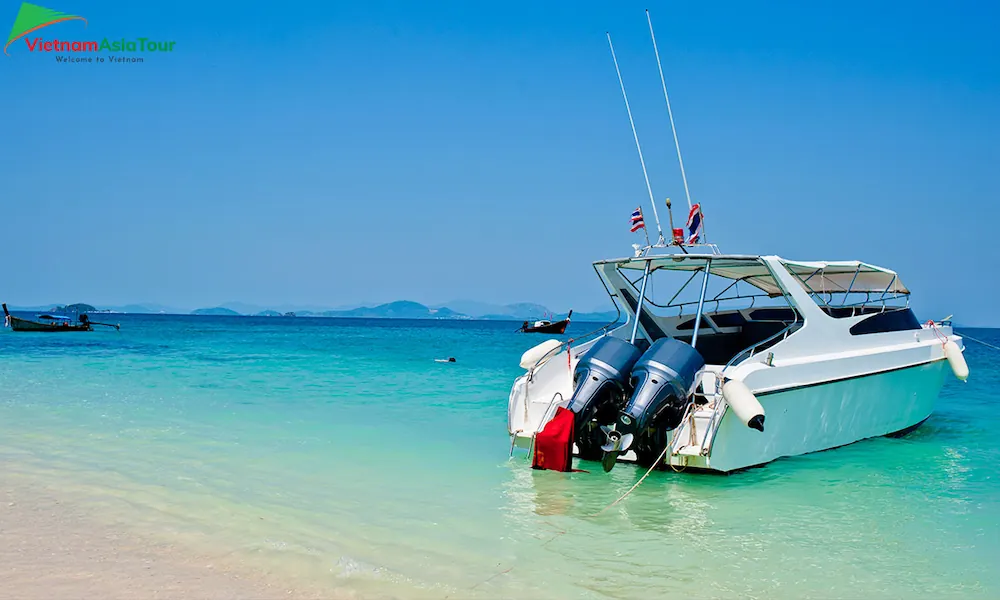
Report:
699,383,725,456
527,309,624,381
658,296,761,318
724,313,802,371
791,265,910,315
524,392,567,457
622,271,773,314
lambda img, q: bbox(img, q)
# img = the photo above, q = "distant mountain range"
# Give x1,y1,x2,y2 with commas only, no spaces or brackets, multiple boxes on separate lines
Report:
227,300,619,323
190,307,241,316
6,300,621,323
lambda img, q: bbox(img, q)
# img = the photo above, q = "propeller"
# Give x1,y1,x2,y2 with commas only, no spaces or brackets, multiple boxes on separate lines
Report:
599,426,634,473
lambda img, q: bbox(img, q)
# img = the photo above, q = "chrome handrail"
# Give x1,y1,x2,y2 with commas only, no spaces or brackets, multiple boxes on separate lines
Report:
724,314,801,370
538,392,565,428
700,407,721,456
700,385,724,456
527,312,623,380
525,392,567,460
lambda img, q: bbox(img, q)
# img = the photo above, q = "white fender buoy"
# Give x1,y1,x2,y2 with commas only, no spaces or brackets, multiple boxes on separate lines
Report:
944,340,969,382
722,379,766,432
519,339,563,370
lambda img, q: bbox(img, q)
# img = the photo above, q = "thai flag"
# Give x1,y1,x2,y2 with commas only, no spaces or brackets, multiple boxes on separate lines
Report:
686,204,703,244
630,207,645,232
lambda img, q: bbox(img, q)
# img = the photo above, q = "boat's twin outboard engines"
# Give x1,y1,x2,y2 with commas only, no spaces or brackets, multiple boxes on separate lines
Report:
600,338,705,471
566,336,643,460
567,336,705,472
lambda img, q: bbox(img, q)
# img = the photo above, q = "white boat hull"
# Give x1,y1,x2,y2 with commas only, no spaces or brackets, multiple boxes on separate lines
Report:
689,359,947,472
508,329,959,474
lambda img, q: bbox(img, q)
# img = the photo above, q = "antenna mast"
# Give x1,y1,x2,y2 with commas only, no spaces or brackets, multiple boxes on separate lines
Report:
607,32,665,247
646,10,693,214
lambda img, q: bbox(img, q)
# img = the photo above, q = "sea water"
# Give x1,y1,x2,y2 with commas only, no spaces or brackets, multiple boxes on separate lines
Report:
1,315,997,598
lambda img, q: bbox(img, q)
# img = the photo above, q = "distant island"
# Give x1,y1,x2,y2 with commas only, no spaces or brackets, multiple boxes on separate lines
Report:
51,303,97,314
190,307,241,316
9,300,620,323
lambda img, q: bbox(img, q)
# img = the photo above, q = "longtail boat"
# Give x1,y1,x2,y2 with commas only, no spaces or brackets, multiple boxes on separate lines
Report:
518,310,572,334
2,303,119,332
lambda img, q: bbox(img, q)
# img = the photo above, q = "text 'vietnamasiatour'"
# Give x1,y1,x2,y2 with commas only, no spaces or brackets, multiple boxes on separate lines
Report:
22,37,176,53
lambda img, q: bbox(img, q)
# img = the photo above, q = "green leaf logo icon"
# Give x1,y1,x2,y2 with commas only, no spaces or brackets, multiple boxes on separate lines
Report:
5,2,87,55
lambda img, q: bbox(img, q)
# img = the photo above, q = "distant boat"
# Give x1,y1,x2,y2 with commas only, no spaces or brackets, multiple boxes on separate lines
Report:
519,310,572,334
3,303,119,332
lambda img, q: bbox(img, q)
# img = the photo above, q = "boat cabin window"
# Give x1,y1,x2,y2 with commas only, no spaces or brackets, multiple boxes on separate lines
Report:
786,264,920,335
848,308,921,335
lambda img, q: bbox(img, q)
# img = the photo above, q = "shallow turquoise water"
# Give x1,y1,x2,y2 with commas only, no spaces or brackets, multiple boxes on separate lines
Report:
1,315,998,598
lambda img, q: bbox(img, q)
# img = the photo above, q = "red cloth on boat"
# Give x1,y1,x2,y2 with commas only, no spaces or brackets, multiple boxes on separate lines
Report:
531,407,575,472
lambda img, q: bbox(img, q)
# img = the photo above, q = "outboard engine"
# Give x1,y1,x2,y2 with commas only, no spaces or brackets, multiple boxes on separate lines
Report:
566,336,643,460
601,338,705,472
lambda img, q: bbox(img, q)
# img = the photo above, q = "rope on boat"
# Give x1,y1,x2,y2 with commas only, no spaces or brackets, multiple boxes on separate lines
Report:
926,320,950,347
926,320,945,345
587,443,672,517
957,330,1000,352
925,320,999,353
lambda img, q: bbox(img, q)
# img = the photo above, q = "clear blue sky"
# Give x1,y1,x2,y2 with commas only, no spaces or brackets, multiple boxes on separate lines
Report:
2,1,997,323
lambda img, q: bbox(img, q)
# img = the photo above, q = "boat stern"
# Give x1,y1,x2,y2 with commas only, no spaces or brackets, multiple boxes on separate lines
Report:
507,341,578,450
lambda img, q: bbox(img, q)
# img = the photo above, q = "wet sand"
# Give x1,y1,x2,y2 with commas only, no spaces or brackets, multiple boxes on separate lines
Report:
0,481,342,600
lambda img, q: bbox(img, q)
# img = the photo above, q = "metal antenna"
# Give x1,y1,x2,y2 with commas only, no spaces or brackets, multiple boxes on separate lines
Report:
646,10,693,214
607,32,665,246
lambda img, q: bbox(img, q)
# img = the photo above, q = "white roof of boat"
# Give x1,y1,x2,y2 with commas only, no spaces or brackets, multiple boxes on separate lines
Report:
595,254,909,295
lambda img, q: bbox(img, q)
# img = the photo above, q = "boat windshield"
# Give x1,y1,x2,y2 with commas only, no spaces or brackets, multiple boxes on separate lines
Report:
593,253,912,366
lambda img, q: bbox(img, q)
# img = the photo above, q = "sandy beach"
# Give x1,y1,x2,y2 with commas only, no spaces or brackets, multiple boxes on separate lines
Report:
0,479,340,600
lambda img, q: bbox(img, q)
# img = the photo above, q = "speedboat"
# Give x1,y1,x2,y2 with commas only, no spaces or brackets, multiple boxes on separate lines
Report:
505,11,969,474
507,252,969,473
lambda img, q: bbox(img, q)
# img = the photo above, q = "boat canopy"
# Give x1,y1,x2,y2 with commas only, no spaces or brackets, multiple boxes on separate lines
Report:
596,254,910,296
38,314,72,320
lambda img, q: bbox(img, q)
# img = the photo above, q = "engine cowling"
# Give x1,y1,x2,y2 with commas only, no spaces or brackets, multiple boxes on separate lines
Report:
566,336,643,460
602,338,705,471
